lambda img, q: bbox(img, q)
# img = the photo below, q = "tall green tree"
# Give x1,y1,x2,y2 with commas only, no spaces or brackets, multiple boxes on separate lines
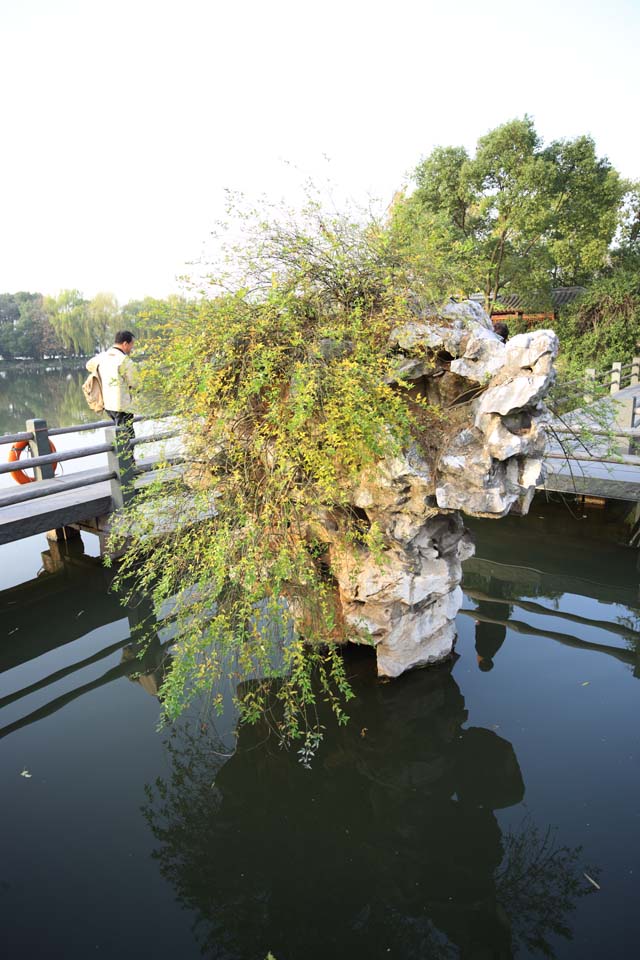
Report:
0,292,64,358
14,293,63,359
392,117,627,311
46,289,91,355
87,292,120,350
0,294,21,358
616,182,640,257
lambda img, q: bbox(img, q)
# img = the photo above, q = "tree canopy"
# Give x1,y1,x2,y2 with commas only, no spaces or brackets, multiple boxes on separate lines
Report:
392,117,628,311
0,290,177,360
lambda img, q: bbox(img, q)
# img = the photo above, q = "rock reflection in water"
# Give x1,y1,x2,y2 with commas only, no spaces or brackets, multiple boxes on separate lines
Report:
143,656,595,960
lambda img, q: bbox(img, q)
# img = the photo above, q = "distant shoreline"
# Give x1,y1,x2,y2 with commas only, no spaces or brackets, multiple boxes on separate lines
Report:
0,357,88,367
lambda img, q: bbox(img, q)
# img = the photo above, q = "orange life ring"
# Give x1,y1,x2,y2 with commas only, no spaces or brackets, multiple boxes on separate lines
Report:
8,439,59,485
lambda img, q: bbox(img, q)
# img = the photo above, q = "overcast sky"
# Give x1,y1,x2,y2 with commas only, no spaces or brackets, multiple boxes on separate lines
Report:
1,0,638,303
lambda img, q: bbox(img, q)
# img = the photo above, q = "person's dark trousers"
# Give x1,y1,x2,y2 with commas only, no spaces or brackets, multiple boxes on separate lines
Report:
106,409,135,476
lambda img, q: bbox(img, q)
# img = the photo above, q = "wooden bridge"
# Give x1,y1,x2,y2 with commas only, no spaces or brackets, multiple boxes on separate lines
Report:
2,355,640,551
0,414,183,549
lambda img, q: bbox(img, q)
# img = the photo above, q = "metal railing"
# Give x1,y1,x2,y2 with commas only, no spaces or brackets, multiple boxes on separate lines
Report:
0,413,182,512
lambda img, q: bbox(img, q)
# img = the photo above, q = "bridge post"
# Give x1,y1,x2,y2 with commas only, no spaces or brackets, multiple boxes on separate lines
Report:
611,392,635,456
584,368,596,404
105,426,136,509
632,357,640,386
26,418,78,542
26,418,55,481
610,362,622,394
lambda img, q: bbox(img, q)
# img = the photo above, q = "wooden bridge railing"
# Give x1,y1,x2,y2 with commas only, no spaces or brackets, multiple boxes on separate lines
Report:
0,414,181,513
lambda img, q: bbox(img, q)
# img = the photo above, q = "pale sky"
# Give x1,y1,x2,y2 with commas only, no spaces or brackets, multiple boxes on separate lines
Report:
1,0,638,304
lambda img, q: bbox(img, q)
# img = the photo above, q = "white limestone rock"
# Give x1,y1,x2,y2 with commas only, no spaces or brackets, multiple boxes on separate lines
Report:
439,299,494,330
433,323,558,516
450,331,506,382
385,356,433,384
375,598,462,677
389,319,466,356
321,305,558,677
482,414,547,462
505,329,558,376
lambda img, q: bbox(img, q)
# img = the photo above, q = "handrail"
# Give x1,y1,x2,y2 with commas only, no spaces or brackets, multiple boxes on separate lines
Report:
0,442,114,476
0,411,182,539
0,431,35,445
130,429,180,447
48,419,115,436
0,412,149,448
0,469,118,507
546,451,640,466
552,427,640,437
135,456,185,475
553,356,640,395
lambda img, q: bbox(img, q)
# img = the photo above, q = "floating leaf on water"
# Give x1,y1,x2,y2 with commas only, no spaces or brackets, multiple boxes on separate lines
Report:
581,681,590,686
20,769,32,778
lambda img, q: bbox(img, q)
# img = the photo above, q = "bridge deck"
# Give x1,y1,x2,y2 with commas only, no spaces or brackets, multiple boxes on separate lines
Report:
0,468,114,545
542,380,640,501
2,458,639,549
542,457,640,501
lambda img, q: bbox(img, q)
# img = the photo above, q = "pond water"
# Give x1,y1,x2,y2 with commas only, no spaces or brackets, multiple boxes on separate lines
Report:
1,365,639,959
0,361,93,437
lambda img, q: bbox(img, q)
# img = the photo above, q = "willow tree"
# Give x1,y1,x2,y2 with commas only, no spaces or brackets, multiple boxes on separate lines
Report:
111,202,452,749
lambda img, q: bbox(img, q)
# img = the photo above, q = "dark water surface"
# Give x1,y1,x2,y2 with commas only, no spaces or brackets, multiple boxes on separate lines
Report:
1,371,640,959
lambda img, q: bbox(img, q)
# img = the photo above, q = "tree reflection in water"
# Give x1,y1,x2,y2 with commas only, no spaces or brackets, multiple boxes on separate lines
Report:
142,655,597,960
0,363,91,434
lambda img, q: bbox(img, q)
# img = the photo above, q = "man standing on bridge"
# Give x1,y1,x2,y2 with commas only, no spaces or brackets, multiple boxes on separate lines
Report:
86,330,137,452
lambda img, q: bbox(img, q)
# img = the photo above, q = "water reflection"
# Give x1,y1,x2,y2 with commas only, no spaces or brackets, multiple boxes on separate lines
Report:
474,593,509,672
464,511,640,609
0,536,170,739
142,657,595,960
461,509,640,684
0,361,91,434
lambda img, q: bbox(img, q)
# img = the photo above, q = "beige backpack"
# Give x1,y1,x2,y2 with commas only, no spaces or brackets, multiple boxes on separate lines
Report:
82,366,105,413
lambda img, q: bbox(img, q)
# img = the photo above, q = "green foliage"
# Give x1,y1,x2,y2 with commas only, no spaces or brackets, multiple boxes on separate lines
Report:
393,116,627,311
120,295,181,343
0,292,63,359
0,288,180,359
616,182,640,255
550,262,640,379
87,291,120,350
112,200,445,744
45,289,92,354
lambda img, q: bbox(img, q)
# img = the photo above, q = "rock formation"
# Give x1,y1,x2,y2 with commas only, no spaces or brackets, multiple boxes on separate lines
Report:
323,300,558,676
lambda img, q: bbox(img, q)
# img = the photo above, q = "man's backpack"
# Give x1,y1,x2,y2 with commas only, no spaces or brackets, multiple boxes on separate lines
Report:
82,367,105,413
